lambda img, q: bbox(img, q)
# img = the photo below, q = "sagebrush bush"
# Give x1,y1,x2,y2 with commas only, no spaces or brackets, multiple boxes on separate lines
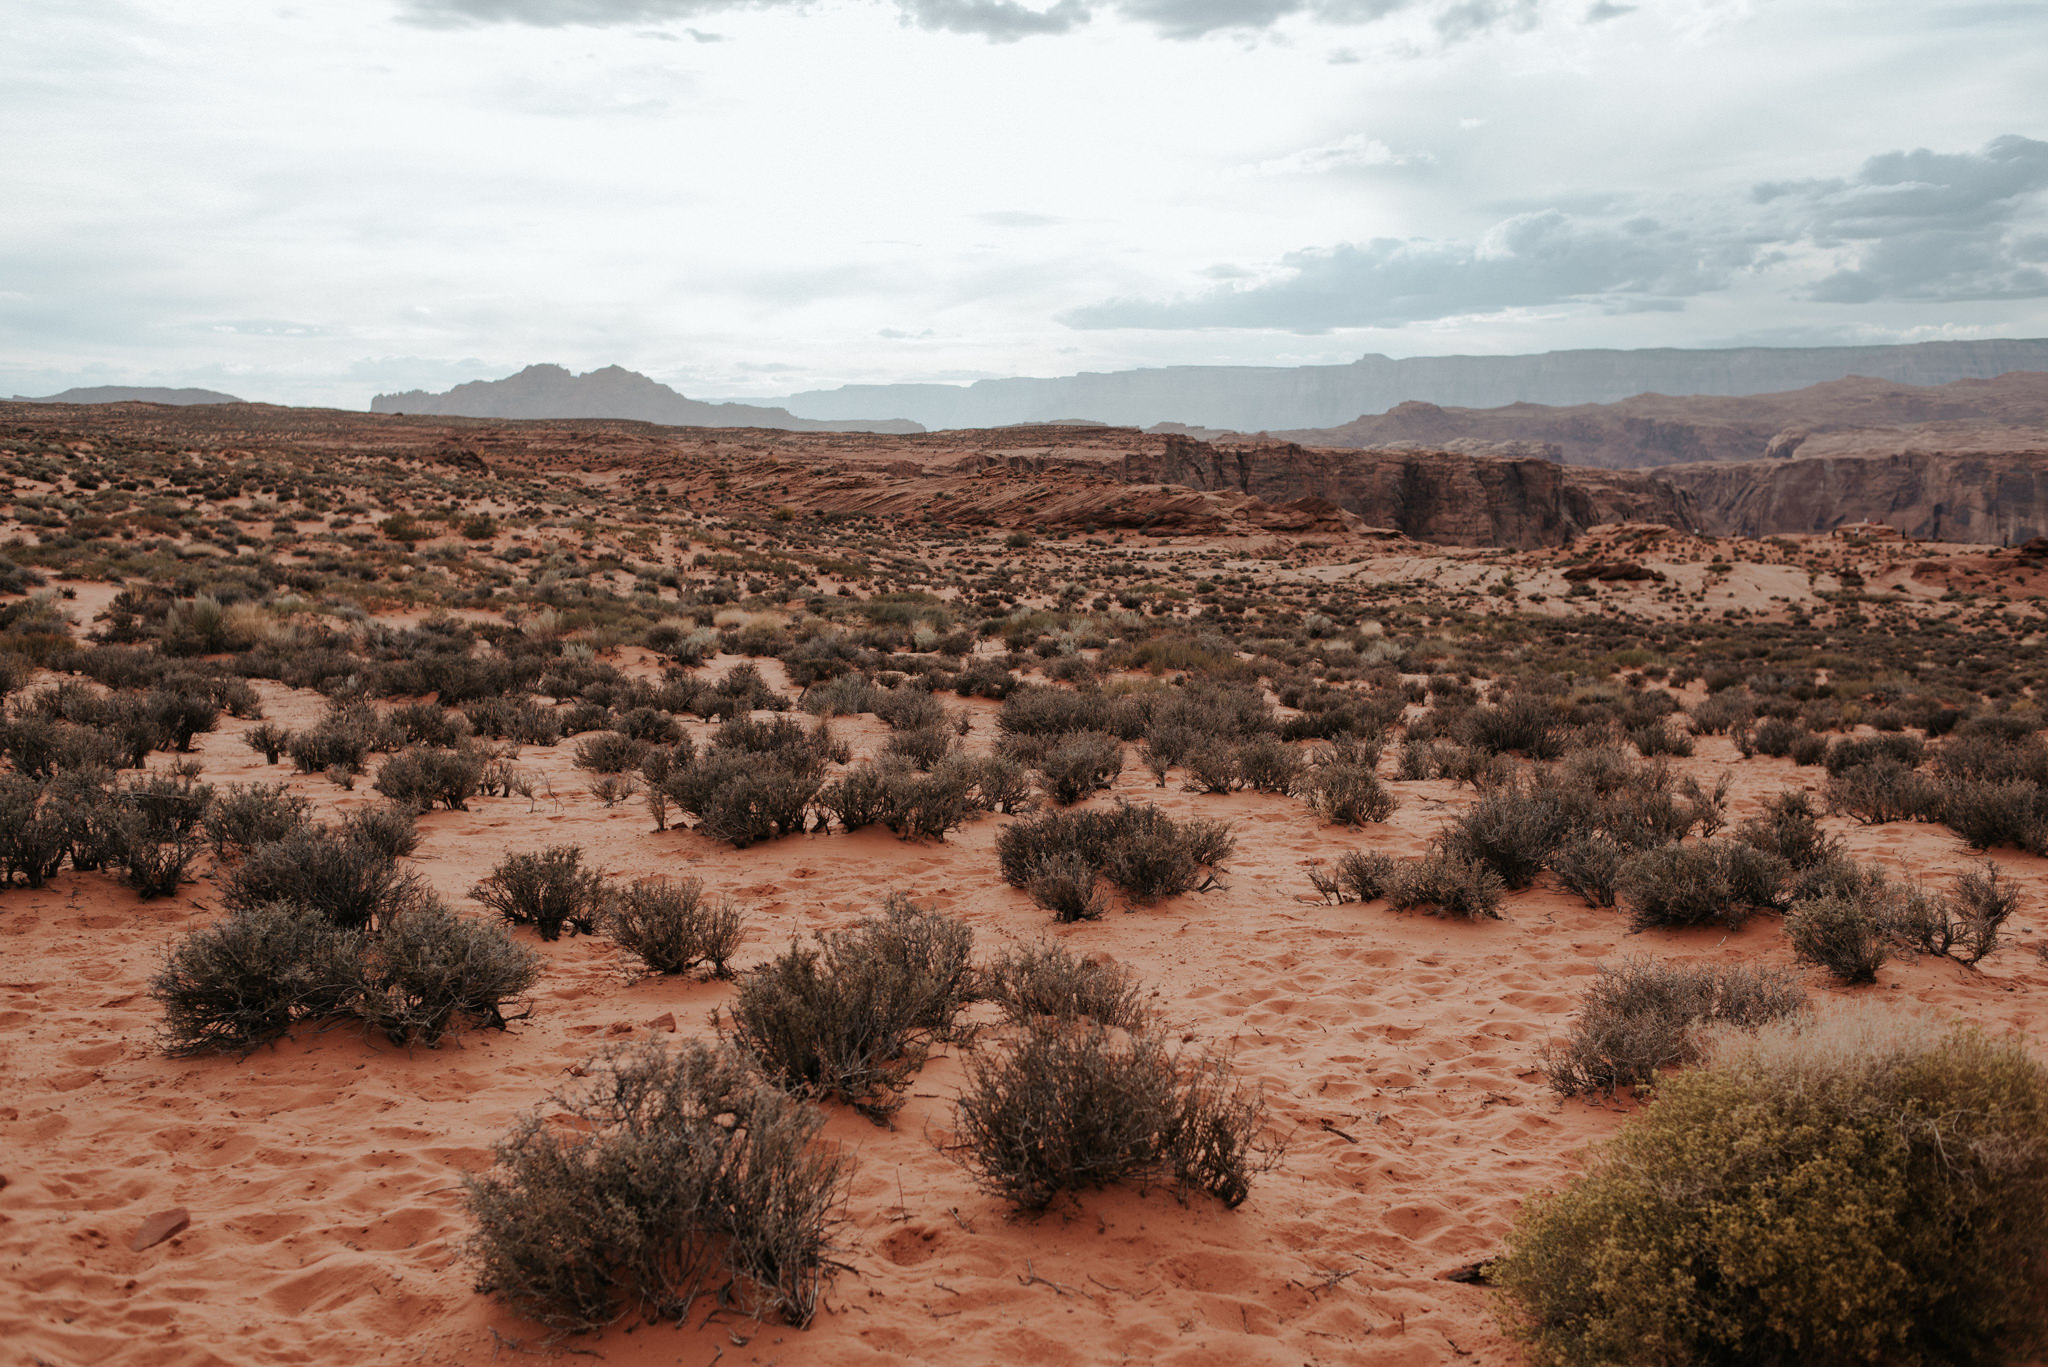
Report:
340,800,421,858
1617,839,1787,931
1024,851,1107,922
1787,894,1890,983
1034,730,1123,805
1735,789,1842,869
471,845,608,940
726,895,973,1118
1303,762,1397,826
151,902,362,1054
1388,849,1505,919
984,940,1146,1029
1551,834,1625,908
606,875,745,977
464,1039,850,1333
373,743,489,811
1827,756,1941,825
1542,958,1807,1096
995,801,1232,910
953,1020,1275,1211
1438,780,1568,888
202,781,313,857
355,902,542,1046
1494,1008,2048,1366
227,825,427,931
1941,777,2048,854
1307,848,1398,903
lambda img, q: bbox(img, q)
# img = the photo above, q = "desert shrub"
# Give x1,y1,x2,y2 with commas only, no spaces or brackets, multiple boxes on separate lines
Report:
463,1039,850,1333
1787,730,1830,766
373,743,488,812
969,754,1033,814
1438,780,1568,889
1035,730,1123,805
1466,691,1563,758
0,773,71,888
471,845,608,941
1551,834,1626,908
997,801,1232,908
226,825,427,931
607,876,745,977
801,670,879,717
1179,744,1243,794
1738,715,1806,758
1825,732,1926,775
144,687,220,753
151,902,362,1055
1789,894,1892,983
1303,762,1397,826
726,895,973,1118
1827,757,1941,824
953,1021,1274,1211
1492,1008,2048,1367
881,721,953,770
1138,722,1201,783
1388,849,1505,919
1103,804,1233,901
1024,851,1108,922
1542,958,1807,1096
339,800,421,858
108,772,213,898
1735,789,1842,869
243,721,290,765
818,762,891,831
571,729,648,774
386,699,468,748
1950,863,2020,965
1232,737,1305,795
1617,840,1788,931
659,720,834,847
872,686,946,732
984,941,1146,1029
999,684,1115,738
1941,777,2048,854
876,759,980,841
287,699,391,775
1307,848,1399,904
354,901,542,1046
202,781,314,857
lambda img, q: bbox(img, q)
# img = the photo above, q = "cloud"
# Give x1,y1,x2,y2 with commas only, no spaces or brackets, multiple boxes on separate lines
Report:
1253,132,1421,176
1063,135,2048,331
398,0,1562,40
1757,134,2048,303
1063,210,1748,330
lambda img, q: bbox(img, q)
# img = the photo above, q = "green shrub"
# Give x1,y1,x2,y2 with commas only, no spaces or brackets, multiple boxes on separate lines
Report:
606,876,745,977
996,801,1232,908
0,773,69,888
1306,849,1398,904
463,1039,850,1333
1541,958,1806,1096
1735,789,1842,869
953,1021,1274,1211
373,744,488,812
1024,851,1108,922
1941,778,2048,853
243,721,290,765
1551,834,1626,908
1827,757,1941,825
1493,1008,2048,1366
1787,894,1890,983
471,845,608,940
1438,781,1567,889
339,800,420,859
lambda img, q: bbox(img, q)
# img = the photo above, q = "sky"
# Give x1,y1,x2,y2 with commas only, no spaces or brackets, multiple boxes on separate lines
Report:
1,0,2044,407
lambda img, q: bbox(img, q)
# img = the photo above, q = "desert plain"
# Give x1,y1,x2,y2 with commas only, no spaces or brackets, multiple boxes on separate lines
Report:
4,398,2048,1367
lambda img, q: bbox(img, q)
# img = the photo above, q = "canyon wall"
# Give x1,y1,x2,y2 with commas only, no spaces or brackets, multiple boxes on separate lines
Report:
1661,450,2048,543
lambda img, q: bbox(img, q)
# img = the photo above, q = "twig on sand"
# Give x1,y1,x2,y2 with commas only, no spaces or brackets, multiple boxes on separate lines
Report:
1018,1259,1094,1300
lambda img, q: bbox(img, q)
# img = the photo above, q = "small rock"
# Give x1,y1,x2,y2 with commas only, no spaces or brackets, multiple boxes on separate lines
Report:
132,1208,190,1252
648,1013,678,1033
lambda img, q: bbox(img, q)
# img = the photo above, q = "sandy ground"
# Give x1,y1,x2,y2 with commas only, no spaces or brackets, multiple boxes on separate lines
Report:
6,662,2048,1367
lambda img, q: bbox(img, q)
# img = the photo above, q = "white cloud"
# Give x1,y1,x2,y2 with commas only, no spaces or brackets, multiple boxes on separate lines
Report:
1253,133,1425,176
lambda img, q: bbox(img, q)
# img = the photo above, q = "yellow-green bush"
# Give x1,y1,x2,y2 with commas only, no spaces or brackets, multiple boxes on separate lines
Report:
1493,1007,2048,1366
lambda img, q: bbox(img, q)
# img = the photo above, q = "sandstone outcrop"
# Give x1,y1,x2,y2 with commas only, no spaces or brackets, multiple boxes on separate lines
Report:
1660,449,2048,543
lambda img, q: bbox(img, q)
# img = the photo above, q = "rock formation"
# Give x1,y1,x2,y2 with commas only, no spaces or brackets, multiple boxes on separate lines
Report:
12,386,242,405
1661,449,2048,543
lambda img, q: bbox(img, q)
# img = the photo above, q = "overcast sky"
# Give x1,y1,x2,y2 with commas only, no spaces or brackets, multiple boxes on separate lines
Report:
2,0,2044,406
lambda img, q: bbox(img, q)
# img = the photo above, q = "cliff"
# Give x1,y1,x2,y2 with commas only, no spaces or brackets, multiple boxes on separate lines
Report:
755,339,2048,433
1274,372,2048,469
1661,449,2048,543
1115,436,1699,548
12,386,243,405
371,364,924,435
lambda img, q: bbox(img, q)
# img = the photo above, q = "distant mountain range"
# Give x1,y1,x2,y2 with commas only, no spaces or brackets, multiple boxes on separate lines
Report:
12,385,242,405
371,364,923,434
743,339,2048,433
1267,371,2048,469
